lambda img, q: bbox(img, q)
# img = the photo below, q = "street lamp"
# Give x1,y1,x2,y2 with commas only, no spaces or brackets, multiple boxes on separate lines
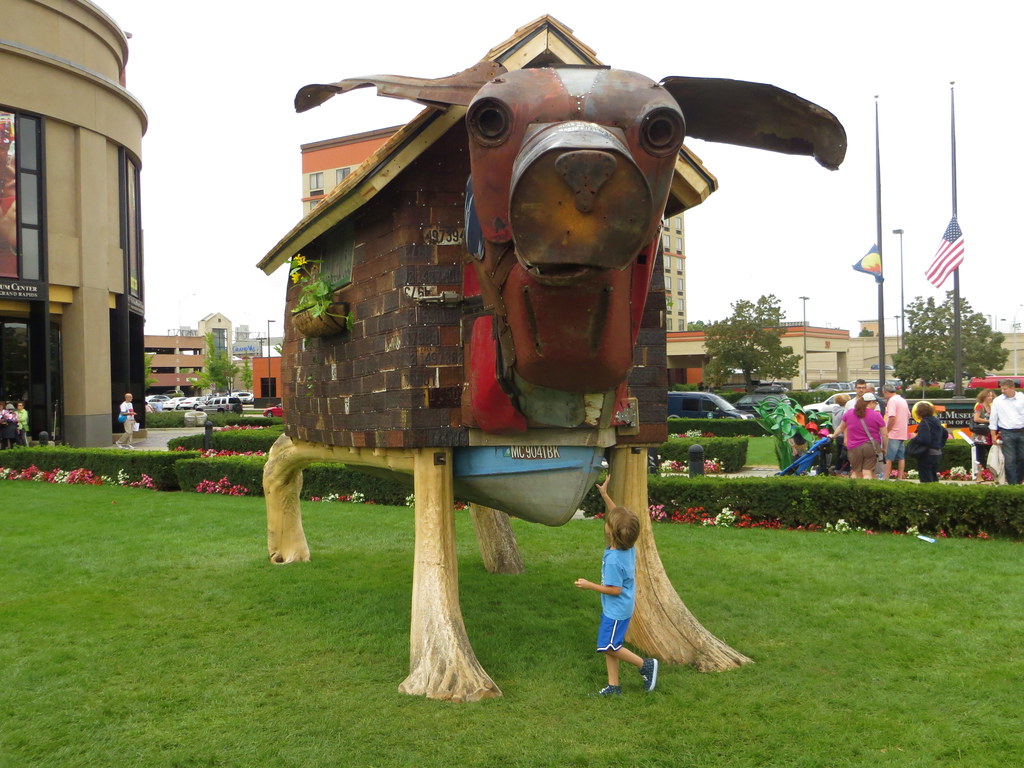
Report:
266,319,276,398
892,229,905,342
1013,305,1023,376
799,296,809,389
893,315,901,352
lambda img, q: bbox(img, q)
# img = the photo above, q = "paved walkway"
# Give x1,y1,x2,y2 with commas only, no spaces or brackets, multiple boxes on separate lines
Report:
126,428,205,451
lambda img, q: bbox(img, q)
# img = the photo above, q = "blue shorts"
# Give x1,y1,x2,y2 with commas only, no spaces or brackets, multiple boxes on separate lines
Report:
886,441,906,461
596,614,632,652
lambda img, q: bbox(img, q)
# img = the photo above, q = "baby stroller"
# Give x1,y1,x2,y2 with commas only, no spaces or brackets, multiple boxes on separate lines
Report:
777,435,833,476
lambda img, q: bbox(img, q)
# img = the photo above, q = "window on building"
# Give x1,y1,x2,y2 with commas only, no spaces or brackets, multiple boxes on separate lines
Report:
674,216,682,231
662,233,671,250
212,327,228,355
675,237,683,253
1,110,43,281
121,151,142,300
336,167,350,186
677,278,684,292
666,318,673,331
260,376,277,398
320,221,354,289
664,274,672,289
309,171,324,195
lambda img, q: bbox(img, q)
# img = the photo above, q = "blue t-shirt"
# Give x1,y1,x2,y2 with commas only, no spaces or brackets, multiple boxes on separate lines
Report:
600,546,636,620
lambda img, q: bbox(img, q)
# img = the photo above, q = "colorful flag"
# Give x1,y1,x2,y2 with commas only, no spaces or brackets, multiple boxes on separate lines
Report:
925,217,964,288
852,244,883,283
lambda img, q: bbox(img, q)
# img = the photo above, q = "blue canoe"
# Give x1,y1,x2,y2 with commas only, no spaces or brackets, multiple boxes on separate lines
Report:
453,445,605,526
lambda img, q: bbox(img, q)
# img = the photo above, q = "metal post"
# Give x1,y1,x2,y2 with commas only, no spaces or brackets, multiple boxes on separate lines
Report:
892,229,905,343
266,318,276,398
799,296,809,389
204,419,214,451
688,444,705,476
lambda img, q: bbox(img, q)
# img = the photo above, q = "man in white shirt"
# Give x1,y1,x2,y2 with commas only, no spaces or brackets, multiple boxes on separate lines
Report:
844,379,870,411
990,380,1024,485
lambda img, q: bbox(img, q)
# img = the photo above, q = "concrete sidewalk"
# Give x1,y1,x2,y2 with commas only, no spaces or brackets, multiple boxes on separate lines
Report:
121,428,204,452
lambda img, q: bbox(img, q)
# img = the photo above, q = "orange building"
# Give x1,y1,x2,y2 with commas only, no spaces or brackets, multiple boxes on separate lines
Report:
301,126,400,215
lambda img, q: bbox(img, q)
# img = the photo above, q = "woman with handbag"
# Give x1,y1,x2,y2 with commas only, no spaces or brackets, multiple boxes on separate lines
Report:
972,390,995,471
832,393,888,480
911,401,948,483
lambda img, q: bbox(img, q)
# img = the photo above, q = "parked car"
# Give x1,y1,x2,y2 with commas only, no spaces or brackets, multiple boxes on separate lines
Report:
666,391,754,420
176,397,205,410
733,389,792,415
263,404,283,418
811,382,852,392
968,376,1024,389
145,394,170,403
201,396,243,414
803,392,857,414
231,391,254,404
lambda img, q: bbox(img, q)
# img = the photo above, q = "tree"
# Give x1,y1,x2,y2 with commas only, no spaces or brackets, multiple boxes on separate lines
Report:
686,319,707,330
239,356,254,392
188,332,239,393
858,328,874,337
893,293,1007,385
702,295,800,391
144,352,157,391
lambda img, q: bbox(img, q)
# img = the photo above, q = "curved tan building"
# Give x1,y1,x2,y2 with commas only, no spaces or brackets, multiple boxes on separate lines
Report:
0,0,146,445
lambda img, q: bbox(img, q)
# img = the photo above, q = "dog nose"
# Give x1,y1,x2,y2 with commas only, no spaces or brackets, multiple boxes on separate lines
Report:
555,150,617,213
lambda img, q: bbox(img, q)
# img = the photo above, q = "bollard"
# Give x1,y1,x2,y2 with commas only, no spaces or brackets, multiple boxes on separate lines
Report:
38,431,49,446
204,420,214,450
688,444,705,476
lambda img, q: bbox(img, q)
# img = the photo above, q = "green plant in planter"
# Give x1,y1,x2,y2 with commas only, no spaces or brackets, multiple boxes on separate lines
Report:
289,253,341,319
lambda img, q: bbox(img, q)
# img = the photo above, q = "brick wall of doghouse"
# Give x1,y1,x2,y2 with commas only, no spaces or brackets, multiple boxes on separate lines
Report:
282,124,668,449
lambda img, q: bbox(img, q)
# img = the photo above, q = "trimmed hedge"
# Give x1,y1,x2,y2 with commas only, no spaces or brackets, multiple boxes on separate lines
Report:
668,418,766,437
145,411,280,428
173,456,411,503
577,474,1024,537
168,426,285,453
659,437,748,473
0,446,200,490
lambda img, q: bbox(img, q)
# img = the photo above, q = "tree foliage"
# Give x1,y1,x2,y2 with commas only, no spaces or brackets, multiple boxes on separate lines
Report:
239,356,254,392
703,295,800,391
893,293,1007,384
188,332,239,394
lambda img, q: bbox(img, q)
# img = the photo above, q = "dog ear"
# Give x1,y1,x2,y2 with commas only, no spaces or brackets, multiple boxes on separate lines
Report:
660,76,847,170
295,60,507,113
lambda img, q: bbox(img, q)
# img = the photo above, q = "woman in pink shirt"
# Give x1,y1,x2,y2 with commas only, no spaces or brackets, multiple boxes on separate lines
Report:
832,393,888,479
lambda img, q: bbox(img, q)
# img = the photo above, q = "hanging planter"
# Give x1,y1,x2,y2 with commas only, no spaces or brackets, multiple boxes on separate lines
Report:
292,296,350,338
289,253,352,338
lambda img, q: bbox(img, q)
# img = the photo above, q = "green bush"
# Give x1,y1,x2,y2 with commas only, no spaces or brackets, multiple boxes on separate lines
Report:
659,437,748,472
173,456,411,503
145,411,279,428
641,475,1024,538
168,426,285,453
668,418,766,437
0,446,200,490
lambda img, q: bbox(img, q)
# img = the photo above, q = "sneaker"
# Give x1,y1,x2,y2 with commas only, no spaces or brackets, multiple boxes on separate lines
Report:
639,658,659,692
589,684,622,697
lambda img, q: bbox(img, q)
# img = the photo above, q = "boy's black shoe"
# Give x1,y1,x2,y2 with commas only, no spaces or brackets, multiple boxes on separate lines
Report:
639,658,659,692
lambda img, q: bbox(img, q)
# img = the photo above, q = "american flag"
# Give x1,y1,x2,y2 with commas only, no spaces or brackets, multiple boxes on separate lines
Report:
925,217,964,288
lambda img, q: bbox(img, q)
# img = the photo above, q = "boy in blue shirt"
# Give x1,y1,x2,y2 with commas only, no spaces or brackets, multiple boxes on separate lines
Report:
574,476,659,695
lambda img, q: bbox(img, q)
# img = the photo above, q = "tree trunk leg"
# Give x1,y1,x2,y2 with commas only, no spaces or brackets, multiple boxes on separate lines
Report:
470,504,525,574
264,434,311,564
399,449,502,701
611,446,753,672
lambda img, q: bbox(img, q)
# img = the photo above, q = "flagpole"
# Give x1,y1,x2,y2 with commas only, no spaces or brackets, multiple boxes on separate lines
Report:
950,82,963,397
875,97,886,390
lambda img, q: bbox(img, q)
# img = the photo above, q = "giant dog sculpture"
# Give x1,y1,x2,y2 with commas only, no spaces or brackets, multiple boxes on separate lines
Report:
262,22,845,701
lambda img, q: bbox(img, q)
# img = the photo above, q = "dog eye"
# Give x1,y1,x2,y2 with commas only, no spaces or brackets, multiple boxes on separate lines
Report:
640,107,685,157
467,98,512,147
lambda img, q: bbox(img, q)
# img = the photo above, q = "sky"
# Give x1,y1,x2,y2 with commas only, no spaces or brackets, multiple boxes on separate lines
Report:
93,1,1024,341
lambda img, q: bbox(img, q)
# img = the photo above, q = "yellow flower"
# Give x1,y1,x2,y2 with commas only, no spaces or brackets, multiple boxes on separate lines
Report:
292,254,307,267
290,271,302,283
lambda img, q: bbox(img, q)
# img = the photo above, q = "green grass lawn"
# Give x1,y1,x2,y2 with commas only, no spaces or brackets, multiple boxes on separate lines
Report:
746,435,779,466
2,482,1022,767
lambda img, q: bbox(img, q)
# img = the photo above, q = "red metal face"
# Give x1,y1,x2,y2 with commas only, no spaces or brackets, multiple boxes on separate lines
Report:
466,67,683,249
